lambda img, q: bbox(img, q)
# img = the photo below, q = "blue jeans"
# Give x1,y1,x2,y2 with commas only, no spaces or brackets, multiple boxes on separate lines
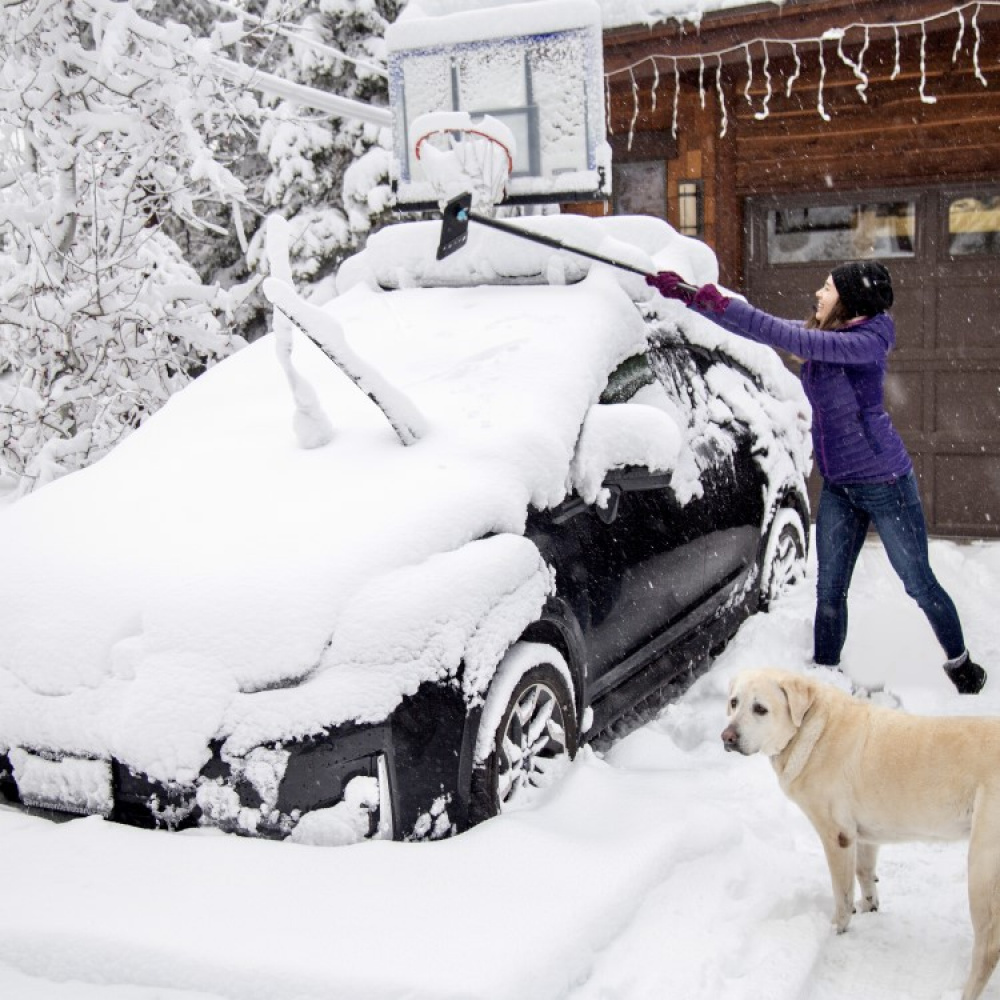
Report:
814,471,965,665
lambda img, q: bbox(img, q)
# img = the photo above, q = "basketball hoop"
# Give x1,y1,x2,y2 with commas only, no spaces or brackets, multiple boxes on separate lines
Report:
411,111,516,216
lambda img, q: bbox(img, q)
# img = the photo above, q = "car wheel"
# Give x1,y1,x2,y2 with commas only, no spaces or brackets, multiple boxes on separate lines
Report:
471,658,578,823
759,507,807,611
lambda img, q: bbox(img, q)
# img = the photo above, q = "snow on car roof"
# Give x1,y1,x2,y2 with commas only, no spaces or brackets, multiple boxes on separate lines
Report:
335,213,720,291
0,211,809,784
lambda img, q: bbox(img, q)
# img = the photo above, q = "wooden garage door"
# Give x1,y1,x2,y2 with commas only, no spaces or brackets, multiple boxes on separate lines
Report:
745,186,1000,538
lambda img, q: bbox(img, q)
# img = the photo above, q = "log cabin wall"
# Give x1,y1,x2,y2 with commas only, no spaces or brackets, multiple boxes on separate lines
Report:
603,0,1000,284
598,0,1000,537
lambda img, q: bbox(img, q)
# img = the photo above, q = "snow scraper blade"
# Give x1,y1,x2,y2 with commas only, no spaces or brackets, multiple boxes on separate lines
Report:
437,193,473,260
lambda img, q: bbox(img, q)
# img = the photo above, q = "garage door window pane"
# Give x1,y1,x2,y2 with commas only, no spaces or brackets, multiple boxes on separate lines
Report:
613,161,665,217
949,196,1000,255
767,202,916,263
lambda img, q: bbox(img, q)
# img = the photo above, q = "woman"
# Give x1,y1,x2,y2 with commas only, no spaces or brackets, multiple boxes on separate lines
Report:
647,260,986,695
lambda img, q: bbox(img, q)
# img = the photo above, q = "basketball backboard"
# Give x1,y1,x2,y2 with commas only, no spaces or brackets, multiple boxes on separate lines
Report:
386,0,610,210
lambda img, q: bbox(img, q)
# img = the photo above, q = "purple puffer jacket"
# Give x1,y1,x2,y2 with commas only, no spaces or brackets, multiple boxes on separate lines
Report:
696,297,912,484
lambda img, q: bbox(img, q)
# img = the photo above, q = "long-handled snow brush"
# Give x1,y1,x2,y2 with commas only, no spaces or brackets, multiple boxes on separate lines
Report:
435,193,699,296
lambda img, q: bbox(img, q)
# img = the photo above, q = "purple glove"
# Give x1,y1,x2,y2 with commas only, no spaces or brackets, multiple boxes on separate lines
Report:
691,283,731,315
645,271,695,303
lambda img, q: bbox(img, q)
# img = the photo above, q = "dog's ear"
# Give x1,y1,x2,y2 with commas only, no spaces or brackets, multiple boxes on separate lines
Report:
780,675,815,727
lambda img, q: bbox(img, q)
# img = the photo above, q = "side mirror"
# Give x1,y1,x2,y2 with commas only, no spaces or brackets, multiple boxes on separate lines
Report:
596,484,622,525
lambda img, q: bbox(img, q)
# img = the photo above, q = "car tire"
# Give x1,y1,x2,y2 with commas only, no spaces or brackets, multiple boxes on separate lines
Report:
759,506,807,612
470,658,578,824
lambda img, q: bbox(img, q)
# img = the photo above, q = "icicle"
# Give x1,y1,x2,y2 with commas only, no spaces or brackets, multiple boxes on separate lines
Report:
836,29,869,103
754,43,772,121
628,68,639,150
651,59,660,113
891,26,901,80
232,200,249,254
786,41,801,98
92,7,105,51
919,22,937,104
671,60,680,139
744,43,754,108
857,26,870,101
816,39,831,122
605,77,613,135
953,8,966,63
835,32,850,67
973,4,988,86
699,55,706,110
716,56,728,137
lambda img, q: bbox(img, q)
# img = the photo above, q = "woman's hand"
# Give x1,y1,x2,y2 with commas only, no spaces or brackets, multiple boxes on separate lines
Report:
646,272,730,315
645,271,694,302
691,284,730,315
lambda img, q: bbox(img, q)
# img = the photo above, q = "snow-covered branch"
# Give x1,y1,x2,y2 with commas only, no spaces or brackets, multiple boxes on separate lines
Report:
0,0,403,496
0,0,252,495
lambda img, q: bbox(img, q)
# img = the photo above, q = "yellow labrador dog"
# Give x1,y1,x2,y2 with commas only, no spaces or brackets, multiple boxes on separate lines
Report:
721,667,1000,1000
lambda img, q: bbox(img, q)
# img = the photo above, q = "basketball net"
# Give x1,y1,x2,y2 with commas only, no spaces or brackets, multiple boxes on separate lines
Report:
412,111,516,217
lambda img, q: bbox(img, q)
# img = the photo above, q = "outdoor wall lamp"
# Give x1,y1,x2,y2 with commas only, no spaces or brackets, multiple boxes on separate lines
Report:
678,179,704,238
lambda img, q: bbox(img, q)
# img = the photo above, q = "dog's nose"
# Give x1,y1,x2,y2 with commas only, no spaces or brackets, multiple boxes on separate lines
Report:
721,724,740,752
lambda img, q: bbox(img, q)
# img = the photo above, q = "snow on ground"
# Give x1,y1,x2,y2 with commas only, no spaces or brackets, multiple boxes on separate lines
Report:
2,530,998,1000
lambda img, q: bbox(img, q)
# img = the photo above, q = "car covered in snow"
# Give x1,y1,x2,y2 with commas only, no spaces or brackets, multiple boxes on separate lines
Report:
0,212,811,845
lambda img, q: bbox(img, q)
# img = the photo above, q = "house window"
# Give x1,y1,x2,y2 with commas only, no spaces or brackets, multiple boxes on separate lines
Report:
613,161,666,217
948,195,1000,256
766,201,916,263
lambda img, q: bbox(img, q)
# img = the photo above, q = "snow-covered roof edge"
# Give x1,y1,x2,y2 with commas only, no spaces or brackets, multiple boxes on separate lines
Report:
388,0,600,48
397,0,785,31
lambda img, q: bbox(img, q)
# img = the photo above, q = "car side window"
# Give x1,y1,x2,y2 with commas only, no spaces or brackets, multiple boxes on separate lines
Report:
600,345,728,418
647,342,708,414
589,339,755,502
646,339,744,477
599,353,656,404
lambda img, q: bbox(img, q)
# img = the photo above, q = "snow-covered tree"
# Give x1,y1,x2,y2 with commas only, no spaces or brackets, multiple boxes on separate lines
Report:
251,0,401,283
0,0,258,495
0,0,401,497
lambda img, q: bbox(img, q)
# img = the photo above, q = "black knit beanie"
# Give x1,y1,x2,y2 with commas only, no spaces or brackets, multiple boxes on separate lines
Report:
831,261,894,317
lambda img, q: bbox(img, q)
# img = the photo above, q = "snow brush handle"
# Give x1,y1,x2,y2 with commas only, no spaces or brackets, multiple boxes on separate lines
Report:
436,194,698,295
467,210,698,292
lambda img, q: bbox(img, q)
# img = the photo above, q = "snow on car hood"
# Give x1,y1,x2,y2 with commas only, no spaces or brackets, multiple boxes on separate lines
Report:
0,265,650,780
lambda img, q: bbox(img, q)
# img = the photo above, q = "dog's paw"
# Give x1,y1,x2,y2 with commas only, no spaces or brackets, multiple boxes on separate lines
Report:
868,688,903,710
858,874,879,912
851,682,902,709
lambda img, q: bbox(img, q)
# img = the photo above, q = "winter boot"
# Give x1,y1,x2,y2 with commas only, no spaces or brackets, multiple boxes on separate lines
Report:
944,652,987,695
